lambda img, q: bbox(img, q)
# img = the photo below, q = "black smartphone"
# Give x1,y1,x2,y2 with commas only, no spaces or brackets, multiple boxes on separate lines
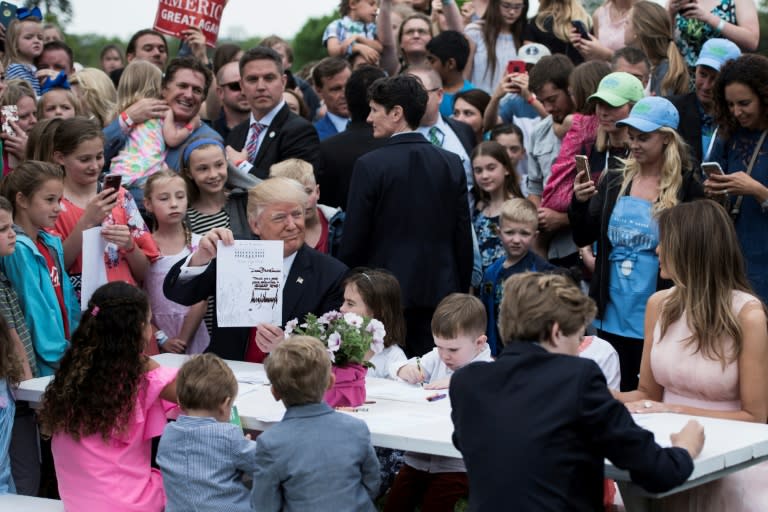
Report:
0,2,17,29
103,174,122,192
571,20,591,40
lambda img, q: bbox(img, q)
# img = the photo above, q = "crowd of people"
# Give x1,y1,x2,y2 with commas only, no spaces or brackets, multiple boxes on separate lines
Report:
0,0,766,510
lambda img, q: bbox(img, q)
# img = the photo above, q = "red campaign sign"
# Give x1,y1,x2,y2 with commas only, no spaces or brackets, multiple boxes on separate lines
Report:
153,0,227,48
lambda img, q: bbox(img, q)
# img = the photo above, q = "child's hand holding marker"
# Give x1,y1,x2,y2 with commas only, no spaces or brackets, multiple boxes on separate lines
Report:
397,358,427,385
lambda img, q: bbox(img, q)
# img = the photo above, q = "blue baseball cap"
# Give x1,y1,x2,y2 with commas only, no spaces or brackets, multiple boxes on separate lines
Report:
616,97,679,132
695,38,741,71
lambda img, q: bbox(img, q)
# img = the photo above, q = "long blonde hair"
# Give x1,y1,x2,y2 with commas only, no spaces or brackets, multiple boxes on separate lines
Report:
536,0,591,42
116,60,163,113
657,200,757,367
630,1,689,95
617,127,689,213
70,68,118,127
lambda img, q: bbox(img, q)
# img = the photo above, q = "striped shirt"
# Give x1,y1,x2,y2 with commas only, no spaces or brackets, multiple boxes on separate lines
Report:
5,63,40,96
0,272,36,377
187,207,230,236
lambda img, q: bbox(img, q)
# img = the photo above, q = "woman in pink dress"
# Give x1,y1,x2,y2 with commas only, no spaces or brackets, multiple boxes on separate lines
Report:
39,282,178,512
617,199,768,511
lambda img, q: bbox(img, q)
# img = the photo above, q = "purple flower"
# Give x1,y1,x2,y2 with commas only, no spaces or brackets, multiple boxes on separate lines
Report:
284,318,299,337
343,312,363,328
371,336,384,354
327,331,342,353
320,311,343,323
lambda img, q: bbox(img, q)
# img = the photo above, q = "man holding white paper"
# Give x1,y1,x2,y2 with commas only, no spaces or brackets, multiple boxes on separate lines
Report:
163,177,347,361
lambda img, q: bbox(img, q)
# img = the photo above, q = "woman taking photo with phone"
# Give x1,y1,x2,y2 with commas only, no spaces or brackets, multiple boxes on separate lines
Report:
707,54,768,305
569,96,704,391
523,0,592,65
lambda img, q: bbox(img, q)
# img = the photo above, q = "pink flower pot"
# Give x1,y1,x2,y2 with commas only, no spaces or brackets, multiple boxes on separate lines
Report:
324,363,367,407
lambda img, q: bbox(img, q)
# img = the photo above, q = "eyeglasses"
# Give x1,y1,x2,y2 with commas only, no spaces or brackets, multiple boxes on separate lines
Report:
221,81,241,92
500,2,525,11
404,28,430,37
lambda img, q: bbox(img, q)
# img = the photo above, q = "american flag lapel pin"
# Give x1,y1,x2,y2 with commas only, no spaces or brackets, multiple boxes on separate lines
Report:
296,277,304,284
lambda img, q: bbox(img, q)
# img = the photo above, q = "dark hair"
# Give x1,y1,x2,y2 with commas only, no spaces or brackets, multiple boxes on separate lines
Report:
212,43,242,75
490,123,525,145
100,44,124,63
311,57,350,89
240,46,284,75
343,268,406,348
53,116,104,156
346,65,386,122
35,40,74,70
481,0,529,77
39,282,151,440
425,30,470,72
0,312,21,386
471,141,523,206
0,196,12,214
368,75,428,129
163,56,213,99
454,89,491,118
713,54,768,140
339,0,352,16
570,61,611,115
126,29,167,57
529,54,574,95
1,161,63,214
284,89,310,120
26,117,63,161
611,46,651,70
178,137,227,203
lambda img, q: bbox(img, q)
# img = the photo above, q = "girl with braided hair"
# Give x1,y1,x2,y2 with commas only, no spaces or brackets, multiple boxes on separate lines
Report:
39,281,178,511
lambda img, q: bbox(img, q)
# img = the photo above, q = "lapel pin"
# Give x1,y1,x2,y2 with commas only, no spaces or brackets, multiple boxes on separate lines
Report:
269,131,276,138
296,277,304,284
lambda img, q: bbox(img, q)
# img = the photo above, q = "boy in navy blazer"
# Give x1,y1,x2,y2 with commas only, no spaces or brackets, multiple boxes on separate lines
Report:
450,273,705,511
251,336,380,511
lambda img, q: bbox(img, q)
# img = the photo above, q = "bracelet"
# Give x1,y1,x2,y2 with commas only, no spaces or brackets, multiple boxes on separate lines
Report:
527,93,537,105
717,19,726,33
119,111,134,131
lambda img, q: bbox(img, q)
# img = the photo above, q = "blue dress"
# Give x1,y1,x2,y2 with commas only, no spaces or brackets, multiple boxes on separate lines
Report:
712,129,768,304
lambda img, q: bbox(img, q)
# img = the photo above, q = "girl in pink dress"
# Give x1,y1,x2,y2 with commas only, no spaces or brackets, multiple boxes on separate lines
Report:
39,281,178,512
617,200,768,511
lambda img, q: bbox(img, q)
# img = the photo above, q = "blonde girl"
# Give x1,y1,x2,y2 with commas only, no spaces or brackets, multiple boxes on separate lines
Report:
625,1,689,96
3,9,43,96
37,74,83,120
143,171,209,355
69,68,117,127
570,96,704,391
110,60,201,205
524,0,591,65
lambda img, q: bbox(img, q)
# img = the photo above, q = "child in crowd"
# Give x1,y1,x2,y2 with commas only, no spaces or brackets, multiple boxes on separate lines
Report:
0,161,79,376
252,336,380,510
387,293,493,512
157,354,256,512
324,0,382,61
110,60,201,205
479,198,556,355
37,72,82,120
424,30,475,117
143,171,209,354
0,314,23,495
450,272,703,510
471,141,524,273
181,138,249,239
269,158,344,257
52,117,159,295
3,10,44,96
39,282,178,511
0,196,39,496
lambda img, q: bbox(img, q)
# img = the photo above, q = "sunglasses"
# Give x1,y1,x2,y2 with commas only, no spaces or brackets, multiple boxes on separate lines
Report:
221,81,241,92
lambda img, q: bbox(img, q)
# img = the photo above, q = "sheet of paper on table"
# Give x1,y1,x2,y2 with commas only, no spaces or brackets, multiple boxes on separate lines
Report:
365,377,447,403
80,227,107,310
216,240,283,327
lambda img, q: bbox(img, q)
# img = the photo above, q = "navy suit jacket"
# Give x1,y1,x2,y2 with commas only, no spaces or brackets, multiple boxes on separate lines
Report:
450,342,694,512
339,132,474,309
163,244,347,360
226,103,320,179
314,114,340,141
443,116,476,156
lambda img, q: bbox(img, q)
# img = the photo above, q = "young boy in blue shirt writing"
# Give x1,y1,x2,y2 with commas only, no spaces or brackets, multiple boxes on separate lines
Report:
252,335,380,511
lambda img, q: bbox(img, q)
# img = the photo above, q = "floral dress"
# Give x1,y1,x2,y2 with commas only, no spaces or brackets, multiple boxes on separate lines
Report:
675,0,736,68
472,210,504,273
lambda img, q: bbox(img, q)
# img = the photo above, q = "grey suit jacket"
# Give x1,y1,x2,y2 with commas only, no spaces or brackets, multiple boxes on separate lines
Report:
250,402,379,511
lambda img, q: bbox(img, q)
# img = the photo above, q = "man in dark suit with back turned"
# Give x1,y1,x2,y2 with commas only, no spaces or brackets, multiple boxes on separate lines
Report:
339,75,474,357
225,46,319,179
316,66,388,209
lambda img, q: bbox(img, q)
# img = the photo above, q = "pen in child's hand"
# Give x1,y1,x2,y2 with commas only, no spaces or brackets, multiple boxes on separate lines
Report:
335,406,369,412
416,357,424,386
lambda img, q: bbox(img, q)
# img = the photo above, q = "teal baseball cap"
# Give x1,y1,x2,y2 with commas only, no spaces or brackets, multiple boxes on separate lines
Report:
588,72,645,107
616,97,679,132
695,38,741,71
